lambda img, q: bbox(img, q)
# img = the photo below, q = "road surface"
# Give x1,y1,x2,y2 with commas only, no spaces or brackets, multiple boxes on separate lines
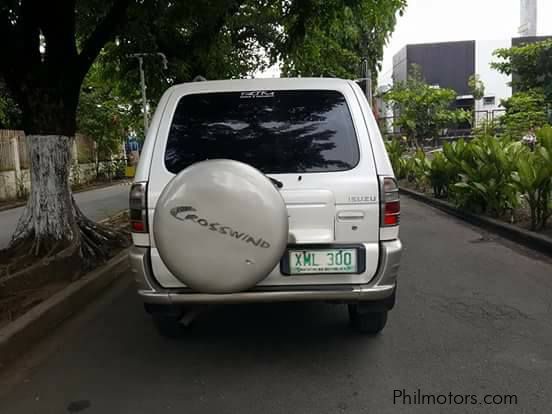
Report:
1,197,551,413
0,184,130,249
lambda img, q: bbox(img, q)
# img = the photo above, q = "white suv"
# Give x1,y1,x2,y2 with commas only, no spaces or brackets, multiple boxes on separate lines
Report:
129,78,402,337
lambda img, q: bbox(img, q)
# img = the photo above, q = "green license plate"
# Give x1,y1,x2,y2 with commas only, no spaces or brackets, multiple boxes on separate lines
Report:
288,248,358,274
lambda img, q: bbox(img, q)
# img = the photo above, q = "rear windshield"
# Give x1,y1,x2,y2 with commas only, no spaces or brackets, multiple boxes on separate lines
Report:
164,90,359,174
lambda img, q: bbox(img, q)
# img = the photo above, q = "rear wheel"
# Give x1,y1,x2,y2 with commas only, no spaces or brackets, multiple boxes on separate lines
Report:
152,314,188,339
348,305,388,335
145,304,189,339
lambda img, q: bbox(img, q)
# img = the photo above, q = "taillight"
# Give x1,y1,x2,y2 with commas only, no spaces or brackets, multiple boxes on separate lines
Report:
129,182,148,233
380,177,400,227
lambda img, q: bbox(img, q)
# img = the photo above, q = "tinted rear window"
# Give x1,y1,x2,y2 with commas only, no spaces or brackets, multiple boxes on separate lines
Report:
165,90,359,174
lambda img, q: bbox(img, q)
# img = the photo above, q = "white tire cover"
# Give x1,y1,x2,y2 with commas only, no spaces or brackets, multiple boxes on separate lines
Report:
154,159,288,293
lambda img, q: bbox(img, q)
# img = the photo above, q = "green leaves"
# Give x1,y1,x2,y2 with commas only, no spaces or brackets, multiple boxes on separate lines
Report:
444,133,551,227
77,62,141,159
492,39,552,105
0,83,21,129
510,128,552,230
492,39,552,139
385,138,406,177
499,91,548,140
383,65,469,147
449,136,521,217
468,74,485,101
426,151,456,198
398,133,551,229
281,0,407,79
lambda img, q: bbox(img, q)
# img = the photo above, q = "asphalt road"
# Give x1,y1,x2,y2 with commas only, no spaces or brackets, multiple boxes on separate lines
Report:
1,197,551,414
0,184,130,249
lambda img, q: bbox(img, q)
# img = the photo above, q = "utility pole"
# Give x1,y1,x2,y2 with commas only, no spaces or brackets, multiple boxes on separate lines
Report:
356,59,373,107
128,53,168,134
359,32,373,107
365,59,372,106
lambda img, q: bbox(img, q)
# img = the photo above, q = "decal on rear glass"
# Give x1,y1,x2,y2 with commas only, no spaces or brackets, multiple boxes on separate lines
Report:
240,91,275,99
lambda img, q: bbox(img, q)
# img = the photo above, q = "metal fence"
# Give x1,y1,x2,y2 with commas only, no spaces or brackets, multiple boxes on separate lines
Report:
474,109,506,126
377,109,507,140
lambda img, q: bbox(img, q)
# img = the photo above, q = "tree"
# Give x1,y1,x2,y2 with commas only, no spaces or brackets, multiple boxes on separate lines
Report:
92,0,279,111
492,39,552,138
77,62,141,178
499,91,548,140
96,1,406,114
383,65,470,147
0,1,132,270
280,0,407,79
0,1,270,270
0,0,403,274
492,39,552,105
0,80,22,129
468,74,485,102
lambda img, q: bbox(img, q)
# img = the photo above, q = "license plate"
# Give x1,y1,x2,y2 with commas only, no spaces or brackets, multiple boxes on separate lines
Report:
288,248,358,275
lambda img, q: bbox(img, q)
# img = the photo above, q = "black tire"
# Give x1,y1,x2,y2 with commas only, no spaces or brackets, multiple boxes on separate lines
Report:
152,314,188,339
348,305,388,335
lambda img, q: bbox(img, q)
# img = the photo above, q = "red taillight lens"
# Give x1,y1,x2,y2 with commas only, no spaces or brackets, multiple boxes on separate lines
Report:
385,200,400,214
384,201,400,225
129,182,148,233
381,177,400,227
131,220,145,232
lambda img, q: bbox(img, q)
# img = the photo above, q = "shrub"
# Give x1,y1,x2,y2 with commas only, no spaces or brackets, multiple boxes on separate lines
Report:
450,137,520,217
383,65,471,147
512,126,552,230
385,139,406,179
500,91,548,140
426,151,456,198
410,148,430,191
394,124,551,230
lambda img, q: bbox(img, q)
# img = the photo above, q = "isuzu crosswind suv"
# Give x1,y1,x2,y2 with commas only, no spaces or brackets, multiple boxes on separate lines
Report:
129,78,402,337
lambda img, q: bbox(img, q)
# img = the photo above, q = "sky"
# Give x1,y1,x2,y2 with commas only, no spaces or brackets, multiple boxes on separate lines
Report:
380,0,552,81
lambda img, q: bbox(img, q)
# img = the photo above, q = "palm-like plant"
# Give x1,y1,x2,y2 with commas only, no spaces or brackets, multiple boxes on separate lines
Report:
513,127,552,230
425,151,456,198
385,139,406,179
451,137,520,217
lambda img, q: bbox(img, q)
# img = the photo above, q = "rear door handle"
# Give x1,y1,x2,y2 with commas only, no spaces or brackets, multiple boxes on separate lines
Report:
336,211,365,221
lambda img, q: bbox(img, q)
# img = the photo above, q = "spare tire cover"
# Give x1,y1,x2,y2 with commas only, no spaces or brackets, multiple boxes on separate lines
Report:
154,159,288,293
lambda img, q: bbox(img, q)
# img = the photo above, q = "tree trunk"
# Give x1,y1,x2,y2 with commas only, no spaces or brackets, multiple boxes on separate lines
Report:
8,133,127,269
0,0,132,283
11,135,75,250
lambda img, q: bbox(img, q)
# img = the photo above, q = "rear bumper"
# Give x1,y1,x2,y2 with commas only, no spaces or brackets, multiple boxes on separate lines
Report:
129,239,401,305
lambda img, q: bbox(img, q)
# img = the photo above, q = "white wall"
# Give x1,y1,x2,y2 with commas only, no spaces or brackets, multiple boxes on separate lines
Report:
0,162,105,201
475,39,512,114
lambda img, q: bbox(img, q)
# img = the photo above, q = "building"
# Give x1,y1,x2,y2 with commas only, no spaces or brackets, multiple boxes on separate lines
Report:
519,0,537,36
388,36,550,126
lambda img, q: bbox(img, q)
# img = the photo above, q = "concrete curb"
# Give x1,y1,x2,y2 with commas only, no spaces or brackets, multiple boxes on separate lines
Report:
0,248,130,369
72,179,132,194
400,187,552,258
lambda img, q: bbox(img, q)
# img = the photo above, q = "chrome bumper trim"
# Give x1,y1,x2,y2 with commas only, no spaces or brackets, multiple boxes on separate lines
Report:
130,239,402,305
